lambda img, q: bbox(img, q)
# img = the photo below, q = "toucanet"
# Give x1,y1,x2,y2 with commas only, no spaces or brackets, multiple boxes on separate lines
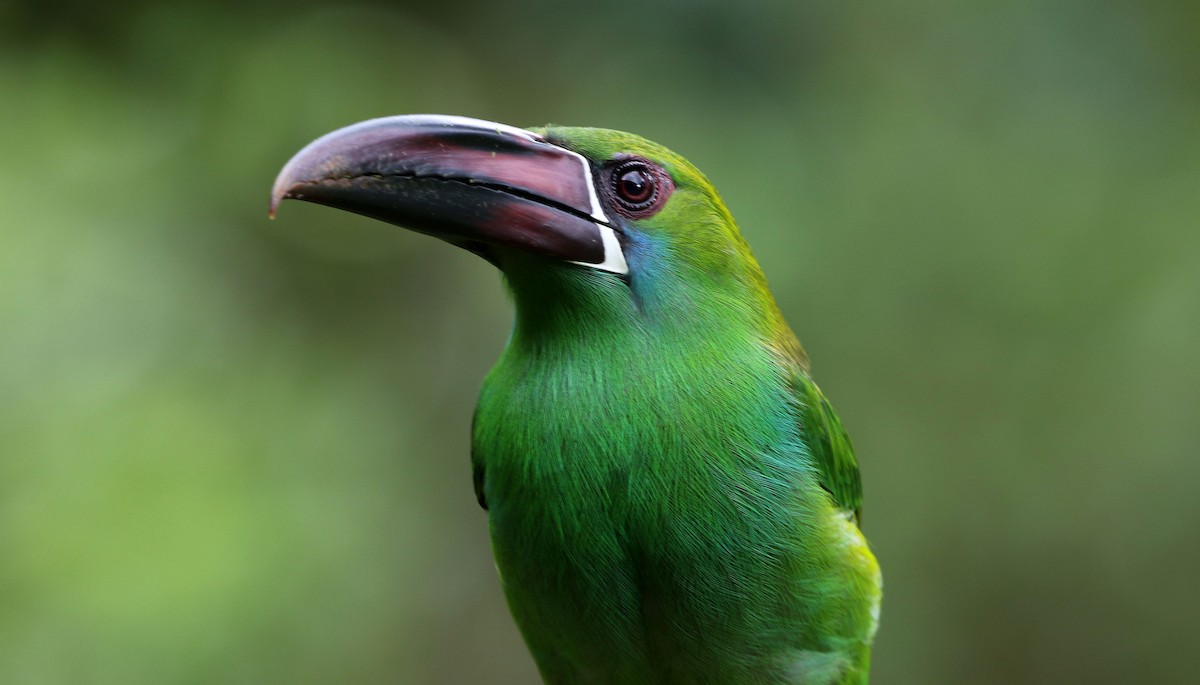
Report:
271,115,881,685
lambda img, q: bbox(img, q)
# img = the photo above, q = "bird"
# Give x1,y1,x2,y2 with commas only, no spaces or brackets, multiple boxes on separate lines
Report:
271,115,881,685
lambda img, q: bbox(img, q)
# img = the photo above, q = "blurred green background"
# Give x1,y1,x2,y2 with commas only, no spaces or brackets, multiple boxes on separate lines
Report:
2,1,1198,683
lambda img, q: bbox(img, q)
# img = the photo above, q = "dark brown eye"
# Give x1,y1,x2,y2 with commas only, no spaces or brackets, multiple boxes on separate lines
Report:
616,165,654,205
605,159,673,218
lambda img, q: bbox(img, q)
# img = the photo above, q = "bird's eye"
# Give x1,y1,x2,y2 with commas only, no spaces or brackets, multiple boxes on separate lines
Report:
616,165,654,205
605,158,673,219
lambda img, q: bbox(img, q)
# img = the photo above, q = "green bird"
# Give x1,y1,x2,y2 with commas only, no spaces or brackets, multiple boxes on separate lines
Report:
271,115,881,684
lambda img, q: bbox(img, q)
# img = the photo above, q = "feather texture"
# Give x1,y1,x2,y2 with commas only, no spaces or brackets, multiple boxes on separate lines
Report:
471,128,881,684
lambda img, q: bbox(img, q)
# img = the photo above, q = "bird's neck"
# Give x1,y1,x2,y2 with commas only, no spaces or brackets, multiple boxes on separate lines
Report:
500,255,801,370
494,258,804,420
480,259,806,506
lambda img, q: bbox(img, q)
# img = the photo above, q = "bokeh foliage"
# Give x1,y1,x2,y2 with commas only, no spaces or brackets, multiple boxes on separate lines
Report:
2,1,1198,683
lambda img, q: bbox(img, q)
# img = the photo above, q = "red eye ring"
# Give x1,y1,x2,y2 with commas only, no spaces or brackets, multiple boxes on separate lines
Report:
605,158,673,219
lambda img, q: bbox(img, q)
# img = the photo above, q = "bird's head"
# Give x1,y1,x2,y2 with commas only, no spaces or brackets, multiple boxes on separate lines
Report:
272,115,784,340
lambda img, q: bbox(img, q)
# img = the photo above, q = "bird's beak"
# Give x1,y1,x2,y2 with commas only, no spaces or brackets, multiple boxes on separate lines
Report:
270,115,627,274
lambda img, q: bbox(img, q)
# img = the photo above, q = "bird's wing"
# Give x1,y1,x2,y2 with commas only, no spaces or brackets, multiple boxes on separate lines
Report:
791,370,863,521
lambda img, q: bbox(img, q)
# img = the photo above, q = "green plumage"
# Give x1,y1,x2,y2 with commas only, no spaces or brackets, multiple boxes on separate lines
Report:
472,129,880,684
272,117,880,685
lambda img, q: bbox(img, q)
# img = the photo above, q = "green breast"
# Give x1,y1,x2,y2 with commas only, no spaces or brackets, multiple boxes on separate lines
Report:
472,324,877,684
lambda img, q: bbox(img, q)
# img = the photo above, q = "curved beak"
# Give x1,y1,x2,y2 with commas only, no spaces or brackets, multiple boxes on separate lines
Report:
270,115,627,274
